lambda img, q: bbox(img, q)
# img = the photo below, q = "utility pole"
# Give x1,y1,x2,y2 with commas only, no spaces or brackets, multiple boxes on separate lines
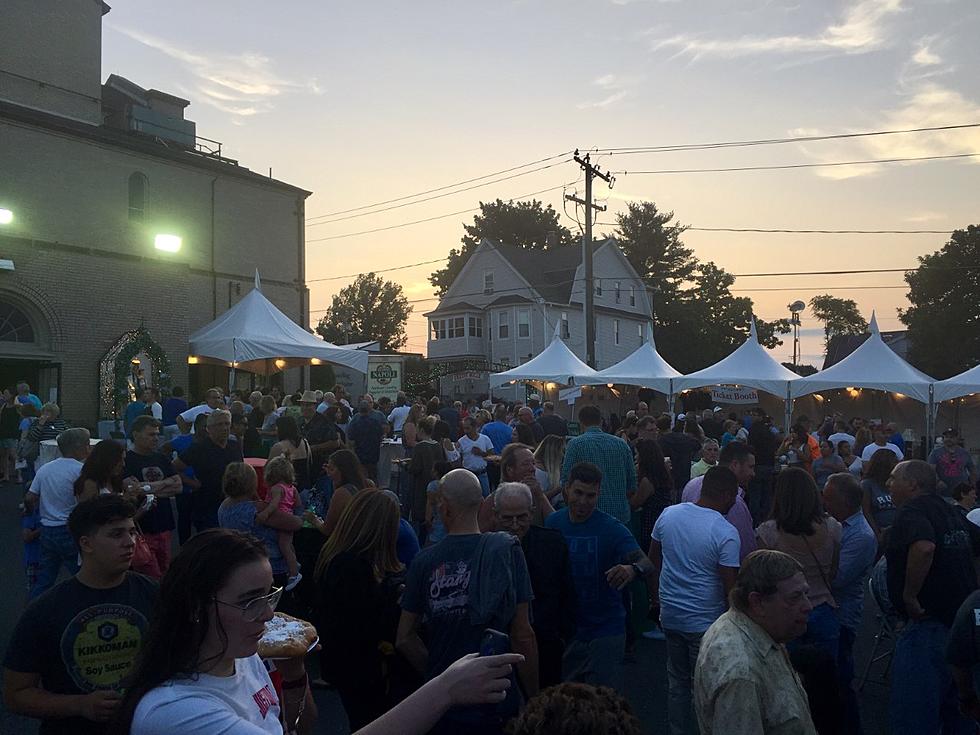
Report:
565,150,614,367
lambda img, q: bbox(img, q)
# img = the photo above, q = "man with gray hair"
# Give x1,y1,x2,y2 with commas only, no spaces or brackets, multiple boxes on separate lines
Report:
693,549,817,734
399,469,538,733
493,482,575,688
173,409,242,532
26,428,91,598
885,459,980,735
823,472,876,734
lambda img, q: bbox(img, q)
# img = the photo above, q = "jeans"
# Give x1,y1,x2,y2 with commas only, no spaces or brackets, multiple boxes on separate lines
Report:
890,619,976,735
838,625,863,735
474,471,490,497
665,629,704,735
33,524,79,599
563,634,625,692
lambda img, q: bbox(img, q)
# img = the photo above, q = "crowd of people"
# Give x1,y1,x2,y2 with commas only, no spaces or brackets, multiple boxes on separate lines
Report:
3,381,980,735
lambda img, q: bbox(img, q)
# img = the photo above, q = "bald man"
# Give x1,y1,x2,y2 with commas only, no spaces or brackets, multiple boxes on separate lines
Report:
398,469,538,734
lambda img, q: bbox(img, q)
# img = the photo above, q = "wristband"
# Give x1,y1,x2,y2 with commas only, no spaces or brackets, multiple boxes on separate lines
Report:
631,562,643,578
281,674,308,691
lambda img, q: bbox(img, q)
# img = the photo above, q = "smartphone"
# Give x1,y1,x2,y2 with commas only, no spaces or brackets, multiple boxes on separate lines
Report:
479,628,511,657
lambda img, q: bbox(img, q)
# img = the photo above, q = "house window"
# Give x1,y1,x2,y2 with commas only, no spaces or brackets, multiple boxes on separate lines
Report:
484,271,495,295
430,319,446,340
638,323,643,343
614,319,620,345
128,172,147,221
449,317,465,338
615,281,621,303
517,309,530,338
498,311,509,339
560,312,570,339
469,316,483,338
594,281,602,297
630,286,636,307
500,356,510,366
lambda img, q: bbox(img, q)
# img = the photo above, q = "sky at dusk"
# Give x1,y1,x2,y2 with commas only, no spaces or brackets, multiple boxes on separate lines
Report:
101,0,980,366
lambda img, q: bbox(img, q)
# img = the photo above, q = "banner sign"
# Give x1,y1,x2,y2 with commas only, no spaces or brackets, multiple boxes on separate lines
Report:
559,386,582,404
367,357,402,402
710,385,759,404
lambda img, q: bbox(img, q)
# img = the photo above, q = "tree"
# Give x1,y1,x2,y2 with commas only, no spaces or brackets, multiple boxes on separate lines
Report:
315,273,411,352
809,295,868,352
429,199,574,296
782,362,819,376
899,225,980,379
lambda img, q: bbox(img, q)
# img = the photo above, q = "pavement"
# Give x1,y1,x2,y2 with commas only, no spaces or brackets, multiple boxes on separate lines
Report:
0,479,891,734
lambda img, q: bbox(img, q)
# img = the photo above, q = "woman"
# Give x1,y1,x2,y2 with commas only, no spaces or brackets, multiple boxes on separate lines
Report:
305,450,369,539
812,439,847,490
313,490,414,729
853,427,872,459
0,387,20,483
432,419,460,464
534,434,565,506
258,395,279,439
426,396,440,417
838,440,862,478
756,467,841,659
778,425,813,474
268,415,312,492
684,416,705,444
407,416,443,529
953,483,977,516
119,528,522,735
15,402,40,486
74,440,132,501
861,448,898,541
401,403,425,452
720,420,740,449
632,438,673,542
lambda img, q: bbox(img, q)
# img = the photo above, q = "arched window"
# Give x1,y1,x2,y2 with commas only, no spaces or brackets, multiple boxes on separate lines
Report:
0,301,36,342
128,172,148,221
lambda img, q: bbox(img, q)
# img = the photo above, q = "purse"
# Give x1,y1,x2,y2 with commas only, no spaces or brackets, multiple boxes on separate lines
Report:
130,524,162,579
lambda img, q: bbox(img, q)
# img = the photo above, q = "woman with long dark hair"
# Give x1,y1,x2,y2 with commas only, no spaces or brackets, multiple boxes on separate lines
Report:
74,440,130,501
632,439,674,541
314,490,413,729
861,447,899,540
268,415,312,492
305,449,369,539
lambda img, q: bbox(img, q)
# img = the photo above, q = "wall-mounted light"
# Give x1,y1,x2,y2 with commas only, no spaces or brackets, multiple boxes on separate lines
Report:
187,356,200,365
274,359,286,369
154,233,182,252
0,208,13,225
311,358,322,365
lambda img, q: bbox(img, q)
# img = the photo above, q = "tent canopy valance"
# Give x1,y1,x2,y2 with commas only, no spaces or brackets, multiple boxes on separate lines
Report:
791,314,933,403
489,323,598,388
671,318,800,398
188,271,369,375
579,324,680,393
935,363,980,403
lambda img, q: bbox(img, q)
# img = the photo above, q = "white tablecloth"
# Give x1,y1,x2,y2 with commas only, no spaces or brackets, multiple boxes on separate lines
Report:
37,438,102,468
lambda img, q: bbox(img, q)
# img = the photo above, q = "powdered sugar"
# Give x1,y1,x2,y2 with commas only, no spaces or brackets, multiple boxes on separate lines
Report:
261,615,310,644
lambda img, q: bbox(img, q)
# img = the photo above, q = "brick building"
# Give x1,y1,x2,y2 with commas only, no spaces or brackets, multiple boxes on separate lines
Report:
0,1,311,428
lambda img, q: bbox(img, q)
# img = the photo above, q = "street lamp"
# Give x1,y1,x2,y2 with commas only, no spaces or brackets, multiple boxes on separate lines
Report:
788,300,805,367
154,233,182,253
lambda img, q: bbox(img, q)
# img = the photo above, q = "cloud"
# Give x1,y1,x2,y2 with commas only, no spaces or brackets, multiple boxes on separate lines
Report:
651,0,903,60
578,73,638,109
109,25,319,120
903,211,946,223
911,37,941,66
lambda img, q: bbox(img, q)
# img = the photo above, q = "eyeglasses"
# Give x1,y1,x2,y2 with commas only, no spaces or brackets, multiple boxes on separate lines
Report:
214,586,283,622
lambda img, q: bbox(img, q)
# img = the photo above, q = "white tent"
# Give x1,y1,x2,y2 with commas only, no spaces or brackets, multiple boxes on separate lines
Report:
489,323,598,388
580,324,680,393
934,364,980,403
671,318,800,398
188,271,369,375
791,313,933,403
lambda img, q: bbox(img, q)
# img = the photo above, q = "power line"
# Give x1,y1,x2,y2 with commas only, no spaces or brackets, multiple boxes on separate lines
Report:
591,122,980,155
305,150,573,222
595,223,953,234
613,152,980,175
731,285,907,292
306,257,448,283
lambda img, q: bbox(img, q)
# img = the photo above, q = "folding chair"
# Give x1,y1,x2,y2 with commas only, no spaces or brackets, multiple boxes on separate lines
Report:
858,561,896,690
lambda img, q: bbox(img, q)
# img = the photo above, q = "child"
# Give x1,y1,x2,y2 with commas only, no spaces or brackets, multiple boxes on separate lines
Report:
256,455,301,591
22,504,41,594
423,461,455,548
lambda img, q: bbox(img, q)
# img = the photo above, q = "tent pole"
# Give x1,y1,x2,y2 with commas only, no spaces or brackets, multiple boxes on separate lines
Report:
784,383,792,435
926,384,935,457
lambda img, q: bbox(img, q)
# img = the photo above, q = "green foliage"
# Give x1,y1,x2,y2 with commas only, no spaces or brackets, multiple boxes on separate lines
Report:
809,294,868,352
782,362,819,376
106,329,172,419
899,225,980,379
429,199,574,296
315,273,411,352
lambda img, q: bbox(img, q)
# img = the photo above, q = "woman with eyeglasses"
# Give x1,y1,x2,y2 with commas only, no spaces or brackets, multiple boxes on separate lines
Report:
118,528,523,734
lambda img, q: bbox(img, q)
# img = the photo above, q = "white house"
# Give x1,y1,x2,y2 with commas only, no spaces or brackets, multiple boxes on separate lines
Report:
425,238,653,400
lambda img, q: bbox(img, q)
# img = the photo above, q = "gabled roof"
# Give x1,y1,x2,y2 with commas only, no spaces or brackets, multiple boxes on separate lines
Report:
424,300,482,316
824,329,908,368
486,294,535,307
492,239,608,304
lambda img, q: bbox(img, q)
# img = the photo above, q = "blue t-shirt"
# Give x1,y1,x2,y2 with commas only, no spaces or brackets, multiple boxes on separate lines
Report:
481,421,513,454
22,511,41,566
162,398,188,427
397,518,420,566
545,508,640,640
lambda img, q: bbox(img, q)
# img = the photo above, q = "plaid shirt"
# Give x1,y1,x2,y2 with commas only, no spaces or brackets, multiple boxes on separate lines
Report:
560,426,636,524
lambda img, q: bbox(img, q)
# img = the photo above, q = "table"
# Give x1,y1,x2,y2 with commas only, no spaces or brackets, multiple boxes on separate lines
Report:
37,438,103,469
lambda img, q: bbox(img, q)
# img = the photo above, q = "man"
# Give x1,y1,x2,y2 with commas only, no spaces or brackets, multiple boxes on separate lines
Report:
947,583,980,722
26,402,71,446
26,428,91,598
860,425,904,463
388,391,412,434
161,386,188,441
398,469,538,735
436,397,461,441
16,381,42,410
827,421,856,452
487,443,555,524
658,415,702,492
690,439,720,479
682,442,757,562
546,461,653,691
145,388,163,422
928,428,976,496
561,405,636,525
125,416,182,574
493,482,576,689
700,409,724,442
885,459,980,735
3,494,158,734
459,416,494,496
517,406,544,445
746,413,779,526
173,409,243,531
527,394,543,419
347,399,384,481
361,393,390,428
650,466,741,735
822,472,876,735
481,404,514,454
636,401,649,419
176,387,224,433
693,550,817,734
123,389,149,436
886,421,906,454
299,390,341,473
535,402,568,439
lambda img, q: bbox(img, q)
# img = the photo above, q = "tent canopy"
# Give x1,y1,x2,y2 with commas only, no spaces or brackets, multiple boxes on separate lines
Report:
672,318,800,398
188,271,369,375
489,323,598,388
935,363,980,403
580,324,680,393
791,313,933,403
